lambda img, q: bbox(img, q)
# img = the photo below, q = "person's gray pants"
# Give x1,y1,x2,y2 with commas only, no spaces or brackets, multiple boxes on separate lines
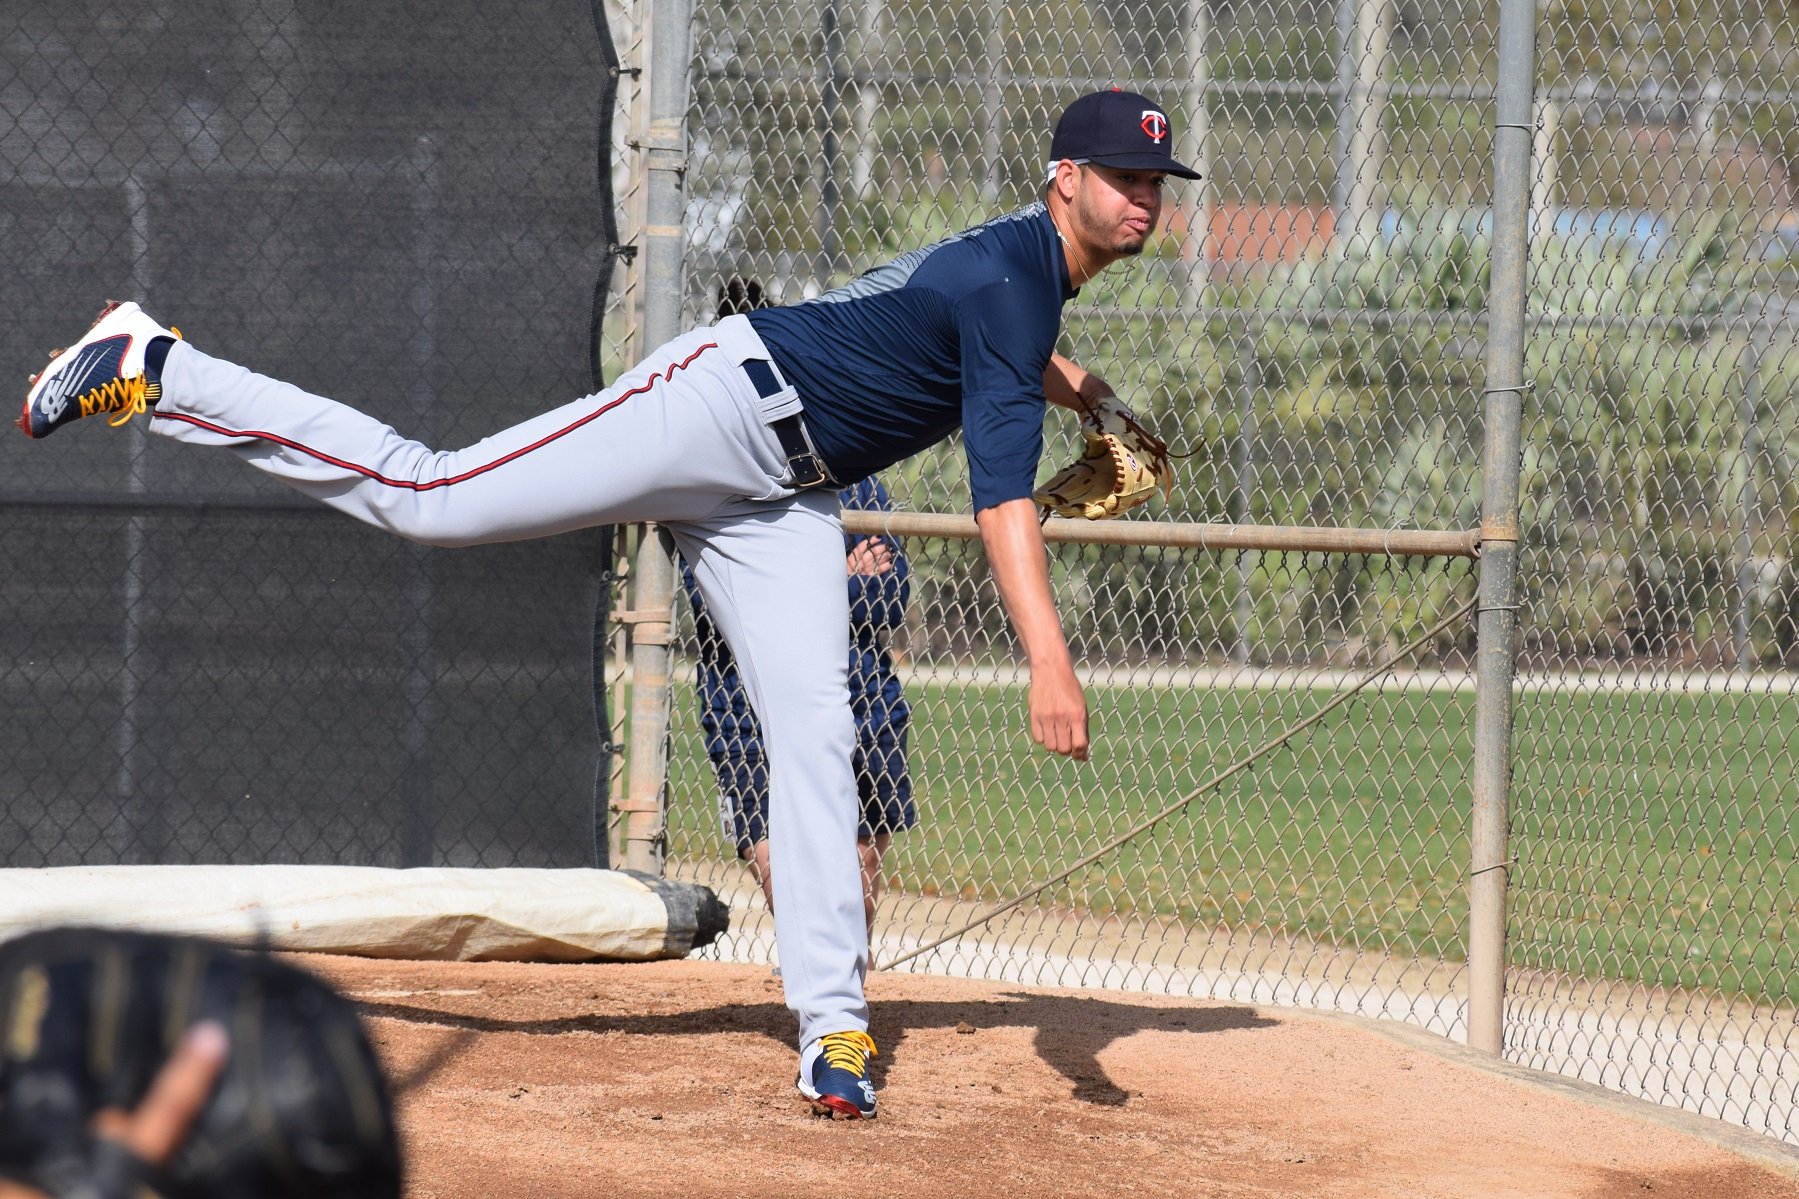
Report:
151,314,869,1055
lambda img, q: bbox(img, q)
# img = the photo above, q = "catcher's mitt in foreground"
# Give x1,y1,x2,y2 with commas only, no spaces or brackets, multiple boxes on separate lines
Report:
0,927,400,1199
1033,394,1173,520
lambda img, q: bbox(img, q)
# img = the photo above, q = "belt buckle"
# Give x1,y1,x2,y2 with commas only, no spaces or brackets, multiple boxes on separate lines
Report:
788,452,826,489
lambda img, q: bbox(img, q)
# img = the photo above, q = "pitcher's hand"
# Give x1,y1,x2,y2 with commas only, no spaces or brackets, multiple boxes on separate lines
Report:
1029,662,1089,761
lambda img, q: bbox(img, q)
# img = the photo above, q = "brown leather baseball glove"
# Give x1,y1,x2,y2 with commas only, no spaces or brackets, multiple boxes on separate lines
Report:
1033,395,1173,519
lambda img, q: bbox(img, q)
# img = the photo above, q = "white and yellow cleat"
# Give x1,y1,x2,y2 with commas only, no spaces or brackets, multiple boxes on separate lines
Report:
19,301,181,439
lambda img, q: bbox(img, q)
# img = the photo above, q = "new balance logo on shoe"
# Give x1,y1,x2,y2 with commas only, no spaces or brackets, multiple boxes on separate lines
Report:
47,339,128,417
36,386,69,426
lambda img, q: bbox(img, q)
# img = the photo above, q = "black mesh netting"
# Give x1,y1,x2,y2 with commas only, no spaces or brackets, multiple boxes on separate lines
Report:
1,2,619,867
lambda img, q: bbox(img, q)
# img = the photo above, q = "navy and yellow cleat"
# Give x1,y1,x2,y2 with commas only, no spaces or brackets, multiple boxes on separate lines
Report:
796,1030,878,1120
19,301,181,439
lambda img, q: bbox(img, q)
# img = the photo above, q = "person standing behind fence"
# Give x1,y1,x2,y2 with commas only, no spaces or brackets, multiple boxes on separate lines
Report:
681,472,914,952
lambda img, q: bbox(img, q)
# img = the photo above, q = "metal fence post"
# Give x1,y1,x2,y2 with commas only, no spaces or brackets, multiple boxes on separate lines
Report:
977,0,1006,203
1178,0,1210,312
1332,0,1392,249
816,0,844,283
1733,333,1763,672
621,0,695,875
1467,0,1537,1055
623,525,680,875
1232,328,1259,667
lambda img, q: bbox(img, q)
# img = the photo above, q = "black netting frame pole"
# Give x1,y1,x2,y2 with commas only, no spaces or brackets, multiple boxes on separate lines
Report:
587,0,634,870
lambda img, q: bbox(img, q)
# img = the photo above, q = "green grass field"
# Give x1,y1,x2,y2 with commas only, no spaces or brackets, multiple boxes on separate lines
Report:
668,678,1798,1005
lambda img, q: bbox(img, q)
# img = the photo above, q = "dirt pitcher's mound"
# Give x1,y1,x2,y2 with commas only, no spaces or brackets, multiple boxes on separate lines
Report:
305,955,1799,1199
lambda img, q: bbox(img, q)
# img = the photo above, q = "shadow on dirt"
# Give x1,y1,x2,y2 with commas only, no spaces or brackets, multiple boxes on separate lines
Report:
358,988,1279,1106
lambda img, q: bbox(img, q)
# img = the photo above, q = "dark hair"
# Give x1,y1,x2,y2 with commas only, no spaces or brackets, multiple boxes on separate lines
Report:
716,274,768,317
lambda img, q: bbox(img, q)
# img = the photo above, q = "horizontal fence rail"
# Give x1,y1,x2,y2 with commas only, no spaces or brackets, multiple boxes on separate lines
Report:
842,510,1483,558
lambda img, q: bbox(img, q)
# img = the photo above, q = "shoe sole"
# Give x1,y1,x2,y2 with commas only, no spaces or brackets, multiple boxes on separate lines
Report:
808,1094,872,1120
796,1076,876,1120
18,300,130,439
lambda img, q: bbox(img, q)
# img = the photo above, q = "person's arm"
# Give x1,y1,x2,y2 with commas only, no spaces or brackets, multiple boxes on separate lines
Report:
976,497,1088,760
1042,352,1114,414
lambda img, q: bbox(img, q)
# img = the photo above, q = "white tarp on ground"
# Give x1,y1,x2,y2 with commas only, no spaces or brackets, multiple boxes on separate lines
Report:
0,866,727,962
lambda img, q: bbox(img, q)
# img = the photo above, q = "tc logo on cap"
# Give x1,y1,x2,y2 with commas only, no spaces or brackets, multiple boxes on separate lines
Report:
1046,89,1203,180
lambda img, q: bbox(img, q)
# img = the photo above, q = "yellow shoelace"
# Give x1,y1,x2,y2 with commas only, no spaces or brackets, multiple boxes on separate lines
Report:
817,1030,877,1075
83,374,156,427
85,325,180,427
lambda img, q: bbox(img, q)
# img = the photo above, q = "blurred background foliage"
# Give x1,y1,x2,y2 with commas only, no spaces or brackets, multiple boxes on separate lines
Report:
679,0,1799,669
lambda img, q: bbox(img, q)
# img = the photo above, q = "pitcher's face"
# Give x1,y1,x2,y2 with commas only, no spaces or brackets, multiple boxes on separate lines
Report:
1067,163,1167,260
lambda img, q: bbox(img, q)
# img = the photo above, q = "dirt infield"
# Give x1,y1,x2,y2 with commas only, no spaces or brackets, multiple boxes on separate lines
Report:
304,955,1799,1199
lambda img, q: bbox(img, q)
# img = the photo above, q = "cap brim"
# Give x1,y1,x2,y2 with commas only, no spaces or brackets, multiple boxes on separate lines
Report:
1087,152,1202,180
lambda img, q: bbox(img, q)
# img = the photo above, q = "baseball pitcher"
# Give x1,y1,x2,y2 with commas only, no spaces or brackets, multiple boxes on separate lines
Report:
19,88,1196,1120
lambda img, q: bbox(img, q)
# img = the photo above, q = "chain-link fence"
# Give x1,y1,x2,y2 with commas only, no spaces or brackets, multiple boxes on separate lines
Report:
0,3,621,869
649,0,1799,1145
1510,1,1799,1140
5,0,1797,1151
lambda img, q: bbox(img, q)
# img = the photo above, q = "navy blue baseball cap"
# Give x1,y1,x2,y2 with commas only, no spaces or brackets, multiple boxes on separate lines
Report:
1046,88,1202,180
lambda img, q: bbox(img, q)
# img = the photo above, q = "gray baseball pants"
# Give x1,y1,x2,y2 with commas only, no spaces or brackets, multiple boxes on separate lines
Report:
149,314,869,1055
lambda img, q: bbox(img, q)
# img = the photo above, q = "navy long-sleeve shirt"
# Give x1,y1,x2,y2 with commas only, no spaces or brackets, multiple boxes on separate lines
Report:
747,203,1076,514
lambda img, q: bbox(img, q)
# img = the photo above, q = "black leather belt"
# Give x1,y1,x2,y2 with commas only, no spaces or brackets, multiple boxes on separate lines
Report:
742,357,836,490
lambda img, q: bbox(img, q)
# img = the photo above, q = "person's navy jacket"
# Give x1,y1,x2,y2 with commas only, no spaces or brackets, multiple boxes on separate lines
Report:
681,475,911,800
